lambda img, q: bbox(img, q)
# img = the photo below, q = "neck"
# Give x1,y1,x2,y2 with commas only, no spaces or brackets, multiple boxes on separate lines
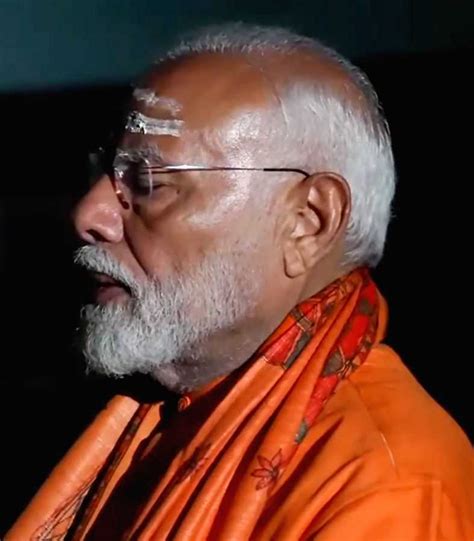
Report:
154,267,350,394
300,255,348,302
153,311,287,393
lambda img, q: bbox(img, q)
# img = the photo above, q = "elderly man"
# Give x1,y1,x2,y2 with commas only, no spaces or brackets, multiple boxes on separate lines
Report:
8,24,473,540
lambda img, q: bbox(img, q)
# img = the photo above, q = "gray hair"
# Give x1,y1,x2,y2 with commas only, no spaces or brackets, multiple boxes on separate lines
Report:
160,23,395,267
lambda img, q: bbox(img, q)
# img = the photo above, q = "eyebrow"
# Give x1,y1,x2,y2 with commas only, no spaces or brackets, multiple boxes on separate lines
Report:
115,144,167,164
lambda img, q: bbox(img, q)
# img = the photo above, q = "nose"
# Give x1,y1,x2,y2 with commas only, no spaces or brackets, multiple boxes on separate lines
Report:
73,175,124,244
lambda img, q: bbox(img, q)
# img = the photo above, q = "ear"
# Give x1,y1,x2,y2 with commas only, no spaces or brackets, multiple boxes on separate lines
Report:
282,172,351,278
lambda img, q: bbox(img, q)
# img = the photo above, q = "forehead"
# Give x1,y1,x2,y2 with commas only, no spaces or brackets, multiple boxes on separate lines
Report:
140,54,274,127
119,53,276,164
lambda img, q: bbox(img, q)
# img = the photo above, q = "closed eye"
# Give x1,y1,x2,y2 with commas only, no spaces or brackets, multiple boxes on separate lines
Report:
134,169,177,197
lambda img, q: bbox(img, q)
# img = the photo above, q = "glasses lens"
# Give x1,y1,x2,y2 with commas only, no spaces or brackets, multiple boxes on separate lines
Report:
87,150,105,187
88,146,118,184
116,160,154,199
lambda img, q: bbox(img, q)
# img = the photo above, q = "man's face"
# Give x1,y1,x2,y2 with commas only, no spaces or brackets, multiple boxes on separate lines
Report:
72,55,291,388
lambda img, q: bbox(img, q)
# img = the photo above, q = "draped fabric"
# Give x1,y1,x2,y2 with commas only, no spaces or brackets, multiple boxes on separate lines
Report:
18,269,465,540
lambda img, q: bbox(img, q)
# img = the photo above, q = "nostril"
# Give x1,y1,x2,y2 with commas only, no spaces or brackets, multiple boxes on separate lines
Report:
87,229,107,243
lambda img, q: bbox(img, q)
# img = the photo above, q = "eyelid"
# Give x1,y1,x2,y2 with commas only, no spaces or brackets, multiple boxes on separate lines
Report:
137,169,176,187
142,165,169,174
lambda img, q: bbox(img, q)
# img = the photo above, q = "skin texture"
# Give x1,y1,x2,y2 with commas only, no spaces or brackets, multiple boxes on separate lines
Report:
73,51,354,391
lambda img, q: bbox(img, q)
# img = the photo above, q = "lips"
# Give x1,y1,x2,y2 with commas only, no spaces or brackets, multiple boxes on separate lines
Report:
92,273,131,304
94,273,123,287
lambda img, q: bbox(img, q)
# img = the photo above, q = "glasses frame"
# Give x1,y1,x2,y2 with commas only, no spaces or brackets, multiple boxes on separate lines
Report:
89,147,311,210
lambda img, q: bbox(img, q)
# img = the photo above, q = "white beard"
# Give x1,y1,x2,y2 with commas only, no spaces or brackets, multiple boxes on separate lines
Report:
74,243,262,390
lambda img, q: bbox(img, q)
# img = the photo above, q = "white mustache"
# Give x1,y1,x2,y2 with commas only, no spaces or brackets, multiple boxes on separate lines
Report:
74,246,140,295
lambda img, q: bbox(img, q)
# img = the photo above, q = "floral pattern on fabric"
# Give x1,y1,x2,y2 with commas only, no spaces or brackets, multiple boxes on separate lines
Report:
251,449,284,490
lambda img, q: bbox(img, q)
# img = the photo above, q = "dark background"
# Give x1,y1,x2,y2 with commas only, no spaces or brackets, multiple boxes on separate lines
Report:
1,0,473,533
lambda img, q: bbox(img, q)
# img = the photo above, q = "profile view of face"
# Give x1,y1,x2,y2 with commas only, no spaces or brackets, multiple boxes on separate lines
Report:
72,54,295,390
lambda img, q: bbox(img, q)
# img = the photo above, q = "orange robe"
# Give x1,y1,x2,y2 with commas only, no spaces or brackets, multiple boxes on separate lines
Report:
7,270,474,540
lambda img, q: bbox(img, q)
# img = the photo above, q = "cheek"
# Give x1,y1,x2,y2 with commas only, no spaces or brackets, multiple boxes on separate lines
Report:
123,212,216,280
122,182,274,279
185,178,254,229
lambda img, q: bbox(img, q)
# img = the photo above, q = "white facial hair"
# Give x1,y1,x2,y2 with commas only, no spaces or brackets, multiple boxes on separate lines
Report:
74,243,263,391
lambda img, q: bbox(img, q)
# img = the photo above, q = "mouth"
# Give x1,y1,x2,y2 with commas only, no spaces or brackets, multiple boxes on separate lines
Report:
92,273,132,304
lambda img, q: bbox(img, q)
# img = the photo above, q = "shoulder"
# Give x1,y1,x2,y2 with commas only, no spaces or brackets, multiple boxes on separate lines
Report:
331,344,474,532
260,346,474,538
347,345,472,482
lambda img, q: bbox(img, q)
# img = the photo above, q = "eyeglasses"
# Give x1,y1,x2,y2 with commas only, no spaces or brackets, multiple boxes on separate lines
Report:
88,147,311,209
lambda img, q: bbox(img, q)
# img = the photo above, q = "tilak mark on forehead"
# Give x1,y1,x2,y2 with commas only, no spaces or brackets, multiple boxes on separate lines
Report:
125,111,184,137
133,88,182,117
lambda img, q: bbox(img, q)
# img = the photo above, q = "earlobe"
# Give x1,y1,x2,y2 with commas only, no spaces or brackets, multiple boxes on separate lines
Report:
282,172,350,278
283,238,306,277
